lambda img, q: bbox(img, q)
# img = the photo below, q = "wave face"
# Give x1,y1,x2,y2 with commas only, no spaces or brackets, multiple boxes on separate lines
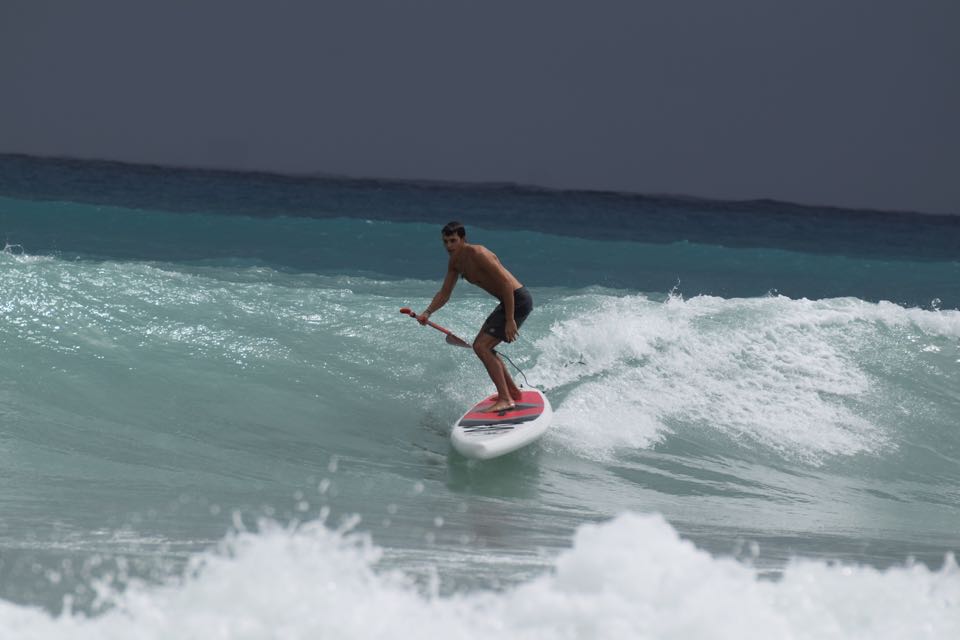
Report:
1,156,958,632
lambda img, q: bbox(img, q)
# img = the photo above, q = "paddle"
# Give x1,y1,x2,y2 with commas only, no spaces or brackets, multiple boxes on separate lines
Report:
399,307,471,348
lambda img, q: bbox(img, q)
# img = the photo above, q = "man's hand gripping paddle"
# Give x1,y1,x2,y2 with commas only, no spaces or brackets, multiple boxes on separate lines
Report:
399,308,471,348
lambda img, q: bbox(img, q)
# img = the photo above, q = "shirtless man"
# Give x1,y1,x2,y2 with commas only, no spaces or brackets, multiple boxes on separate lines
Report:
417,221,534,413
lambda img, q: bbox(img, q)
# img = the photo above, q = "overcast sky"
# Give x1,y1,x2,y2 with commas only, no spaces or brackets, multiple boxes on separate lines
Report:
2,0,958,214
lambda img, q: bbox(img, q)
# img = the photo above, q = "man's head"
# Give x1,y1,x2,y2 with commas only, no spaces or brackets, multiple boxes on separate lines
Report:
441,221,466,254
442,221,465,238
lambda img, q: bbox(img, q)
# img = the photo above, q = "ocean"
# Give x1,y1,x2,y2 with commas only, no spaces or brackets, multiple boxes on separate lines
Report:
1,154,958,638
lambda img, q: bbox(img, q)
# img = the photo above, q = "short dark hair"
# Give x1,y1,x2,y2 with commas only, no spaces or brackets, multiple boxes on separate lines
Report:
441,221,465,238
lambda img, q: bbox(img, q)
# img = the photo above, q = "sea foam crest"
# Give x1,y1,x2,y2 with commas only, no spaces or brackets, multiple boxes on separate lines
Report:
534,293,960,463
1,243,53,264
1,512,957,639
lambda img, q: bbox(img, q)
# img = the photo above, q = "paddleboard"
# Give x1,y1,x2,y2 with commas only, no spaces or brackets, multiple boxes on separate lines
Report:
450,388,552,460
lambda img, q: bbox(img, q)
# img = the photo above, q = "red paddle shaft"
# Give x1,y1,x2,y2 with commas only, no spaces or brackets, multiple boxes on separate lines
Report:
399,307,452,335
399,307,471,348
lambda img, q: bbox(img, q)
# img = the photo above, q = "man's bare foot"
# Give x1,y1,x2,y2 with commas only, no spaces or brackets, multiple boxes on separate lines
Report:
483,399,517,413
510,389,523,402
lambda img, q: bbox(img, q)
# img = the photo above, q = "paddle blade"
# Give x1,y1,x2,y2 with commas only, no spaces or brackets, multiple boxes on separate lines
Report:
446,334,472,349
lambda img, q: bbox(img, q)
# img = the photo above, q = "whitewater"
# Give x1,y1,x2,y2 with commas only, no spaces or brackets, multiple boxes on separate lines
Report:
1,155,958,638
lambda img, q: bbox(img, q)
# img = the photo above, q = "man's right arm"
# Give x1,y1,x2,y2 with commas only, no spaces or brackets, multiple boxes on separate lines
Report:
417,266,458,324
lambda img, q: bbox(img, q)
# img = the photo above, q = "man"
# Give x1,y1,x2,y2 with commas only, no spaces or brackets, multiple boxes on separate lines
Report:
417,221,534,413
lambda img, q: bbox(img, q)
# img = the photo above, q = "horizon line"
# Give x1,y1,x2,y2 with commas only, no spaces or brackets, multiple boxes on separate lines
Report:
1,151,956,220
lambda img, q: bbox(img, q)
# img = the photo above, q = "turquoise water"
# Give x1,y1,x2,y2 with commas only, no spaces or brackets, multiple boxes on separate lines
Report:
1,155,959,637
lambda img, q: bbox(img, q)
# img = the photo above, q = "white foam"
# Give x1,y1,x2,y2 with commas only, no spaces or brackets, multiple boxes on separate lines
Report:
2,513,956,639
534,293,960,463
1,244,54,264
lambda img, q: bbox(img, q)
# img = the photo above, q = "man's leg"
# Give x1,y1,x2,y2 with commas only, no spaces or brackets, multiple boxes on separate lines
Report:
497,355,523,402
473,332,517,411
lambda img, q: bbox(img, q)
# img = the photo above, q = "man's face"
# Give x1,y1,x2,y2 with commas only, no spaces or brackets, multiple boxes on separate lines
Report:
442,233,464,255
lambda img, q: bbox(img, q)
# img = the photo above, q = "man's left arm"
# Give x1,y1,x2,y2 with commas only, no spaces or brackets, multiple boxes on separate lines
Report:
479,252,518,342
500,279,517,342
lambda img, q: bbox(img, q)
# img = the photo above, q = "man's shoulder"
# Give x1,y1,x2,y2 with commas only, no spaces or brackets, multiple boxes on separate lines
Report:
469,244,495,259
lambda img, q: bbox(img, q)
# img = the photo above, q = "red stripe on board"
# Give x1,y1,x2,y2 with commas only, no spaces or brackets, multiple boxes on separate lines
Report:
464,390,544,418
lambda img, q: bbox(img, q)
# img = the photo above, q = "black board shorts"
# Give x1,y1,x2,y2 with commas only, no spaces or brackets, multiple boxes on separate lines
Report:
481,286,533,341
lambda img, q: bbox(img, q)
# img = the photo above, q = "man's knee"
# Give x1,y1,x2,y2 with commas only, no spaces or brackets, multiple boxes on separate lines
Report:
473,335,498,358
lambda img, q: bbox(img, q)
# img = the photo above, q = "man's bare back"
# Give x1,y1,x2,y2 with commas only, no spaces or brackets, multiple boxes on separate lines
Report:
449,244,522,299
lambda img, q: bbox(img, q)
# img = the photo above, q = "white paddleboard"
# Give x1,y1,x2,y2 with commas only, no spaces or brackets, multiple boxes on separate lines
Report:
450,388,552,460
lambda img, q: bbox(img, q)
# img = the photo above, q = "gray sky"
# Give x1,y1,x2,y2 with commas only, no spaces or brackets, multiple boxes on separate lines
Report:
2,0,958,214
